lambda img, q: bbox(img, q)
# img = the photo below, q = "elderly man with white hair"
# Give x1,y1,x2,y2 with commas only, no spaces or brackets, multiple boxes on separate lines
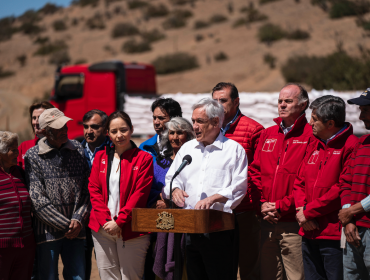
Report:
24,108,90,280
163,98,248,280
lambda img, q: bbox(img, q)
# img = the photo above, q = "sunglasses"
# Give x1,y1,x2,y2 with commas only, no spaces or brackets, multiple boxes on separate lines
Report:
83,124,102,130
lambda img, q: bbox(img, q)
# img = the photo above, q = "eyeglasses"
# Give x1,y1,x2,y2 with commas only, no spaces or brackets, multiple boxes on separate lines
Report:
83,124,102,130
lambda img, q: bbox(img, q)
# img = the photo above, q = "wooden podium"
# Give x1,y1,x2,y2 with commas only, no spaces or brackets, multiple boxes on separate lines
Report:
132,208,235,233
132,208,235,280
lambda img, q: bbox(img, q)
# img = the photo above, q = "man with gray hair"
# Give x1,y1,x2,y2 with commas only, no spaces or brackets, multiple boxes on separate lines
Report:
249,83,312,280
163,98,248,280
25,108,90,280
294,95,358,280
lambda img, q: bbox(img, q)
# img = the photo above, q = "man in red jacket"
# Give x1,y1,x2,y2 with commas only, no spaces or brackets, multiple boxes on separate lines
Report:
338,89,370,279
249,83,311,280
212,82,264,280
293,95,358,280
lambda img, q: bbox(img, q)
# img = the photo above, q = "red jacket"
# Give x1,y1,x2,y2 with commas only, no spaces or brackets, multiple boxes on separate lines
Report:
88,143,154,241
224,113,264,213
249,114,313,222
294,124,358,240
17,136,39,169
340,134,370,228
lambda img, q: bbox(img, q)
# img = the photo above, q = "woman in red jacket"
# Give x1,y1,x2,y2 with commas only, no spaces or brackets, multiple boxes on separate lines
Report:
88,111,154,280
17,101,54,169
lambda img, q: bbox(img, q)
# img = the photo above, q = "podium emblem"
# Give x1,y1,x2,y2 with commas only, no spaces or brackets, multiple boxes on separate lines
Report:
156,211,175,230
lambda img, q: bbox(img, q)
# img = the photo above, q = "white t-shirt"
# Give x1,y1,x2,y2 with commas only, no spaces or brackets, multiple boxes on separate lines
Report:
108,156,120,219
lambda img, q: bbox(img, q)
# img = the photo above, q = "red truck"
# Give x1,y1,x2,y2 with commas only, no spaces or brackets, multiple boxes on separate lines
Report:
50,61,156,140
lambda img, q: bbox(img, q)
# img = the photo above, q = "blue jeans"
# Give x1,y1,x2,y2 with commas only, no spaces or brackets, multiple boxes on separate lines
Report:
37,237,86,280
343,226,370,280
302,237,343,280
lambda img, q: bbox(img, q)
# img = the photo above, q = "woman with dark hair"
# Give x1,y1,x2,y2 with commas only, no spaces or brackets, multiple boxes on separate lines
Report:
17,101,54,169
0,131,35,279
88,111,154,280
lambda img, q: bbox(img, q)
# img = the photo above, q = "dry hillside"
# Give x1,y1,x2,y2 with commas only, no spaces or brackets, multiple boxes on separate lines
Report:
0,0,369,135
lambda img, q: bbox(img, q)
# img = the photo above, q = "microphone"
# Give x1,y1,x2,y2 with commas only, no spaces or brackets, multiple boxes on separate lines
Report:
170,155,192,209
173,155,192,179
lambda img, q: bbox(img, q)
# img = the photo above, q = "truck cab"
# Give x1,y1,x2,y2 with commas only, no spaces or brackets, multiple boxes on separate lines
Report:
50,61,156,140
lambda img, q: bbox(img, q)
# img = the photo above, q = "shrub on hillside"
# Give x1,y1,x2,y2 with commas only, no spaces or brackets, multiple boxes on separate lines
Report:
162,16,186,29
38,3,61,14
53,20,67,31
169,0,194,5
17,55,27,67
19,22,43,35
140,29,165,43
152,52,199,74
264,53,277,68
260,0,280,4
128,1,148,9
195,34,204,42
72,0,99,7
258,23,285,43
34,36,49,44
233,18,247,28
210,14,228,23
122,39,151,53
144,4,169,18
286,29,310,40
234,4,267,27
214,51,228,61
194,20,210,29
329,0,369,18
74,58,87,64
111,22,139,38
281,51,370,90
18,10,40,23
34,40,68,56
0,67,15,79
49,51,71,65
172,9,193,18
86,14,106,29
0,17,16,42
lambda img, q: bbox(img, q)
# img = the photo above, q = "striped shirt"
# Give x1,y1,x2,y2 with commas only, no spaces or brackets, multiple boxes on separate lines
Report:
340,134,370,228
0,166,33,248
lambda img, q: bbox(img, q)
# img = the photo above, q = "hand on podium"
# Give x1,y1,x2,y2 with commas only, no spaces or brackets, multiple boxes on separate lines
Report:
172,188,189,207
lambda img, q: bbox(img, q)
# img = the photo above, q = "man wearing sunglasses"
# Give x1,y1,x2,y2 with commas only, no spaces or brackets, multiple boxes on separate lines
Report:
81,109,111,280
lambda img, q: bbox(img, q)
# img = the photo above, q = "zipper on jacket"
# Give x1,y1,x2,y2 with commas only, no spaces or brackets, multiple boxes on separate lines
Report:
271,141,289,201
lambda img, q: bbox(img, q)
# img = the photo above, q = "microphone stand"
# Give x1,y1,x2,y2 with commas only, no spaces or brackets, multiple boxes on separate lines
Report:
169,175,182,280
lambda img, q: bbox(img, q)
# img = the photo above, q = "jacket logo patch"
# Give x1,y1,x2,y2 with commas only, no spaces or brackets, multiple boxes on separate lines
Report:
102,159,105,164
100,168,105,173
308,150,320,164
133,166,138,170
22,154,25,159
293,140,307,144
262,138,277,152
333,151,341,155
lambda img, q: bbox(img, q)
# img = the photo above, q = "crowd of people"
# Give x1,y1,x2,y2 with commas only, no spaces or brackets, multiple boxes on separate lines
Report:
0,82,370,280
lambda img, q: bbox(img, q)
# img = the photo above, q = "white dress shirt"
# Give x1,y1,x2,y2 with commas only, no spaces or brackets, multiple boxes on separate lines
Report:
108,157,120,219
163,132,248,213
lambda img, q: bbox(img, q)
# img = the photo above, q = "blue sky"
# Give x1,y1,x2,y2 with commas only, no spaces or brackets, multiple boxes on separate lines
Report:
0,0,71,19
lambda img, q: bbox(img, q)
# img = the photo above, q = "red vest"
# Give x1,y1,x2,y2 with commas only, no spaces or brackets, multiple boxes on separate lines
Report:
294,124,358,240
224,114,264,213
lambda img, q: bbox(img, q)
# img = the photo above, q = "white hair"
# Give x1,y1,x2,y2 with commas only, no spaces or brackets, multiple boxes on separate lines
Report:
0,131,18,154
192,98,224,128
160,117,195,147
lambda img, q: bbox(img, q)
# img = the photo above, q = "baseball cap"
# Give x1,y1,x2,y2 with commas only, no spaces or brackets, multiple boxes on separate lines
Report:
39,108,73,129
347,88,370,105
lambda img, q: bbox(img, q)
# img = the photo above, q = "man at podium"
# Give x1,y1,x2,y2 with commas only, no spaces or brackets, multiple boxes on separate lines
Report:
163,98,248,280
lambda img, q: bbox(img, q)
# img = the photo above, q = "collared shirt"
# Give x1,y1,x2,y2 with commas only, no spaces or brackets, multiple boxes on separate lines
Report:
39,138,77,155
280,121,294,135
322,125,348,144
163,132,248,213
83,136,111,169
221,109,240,135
